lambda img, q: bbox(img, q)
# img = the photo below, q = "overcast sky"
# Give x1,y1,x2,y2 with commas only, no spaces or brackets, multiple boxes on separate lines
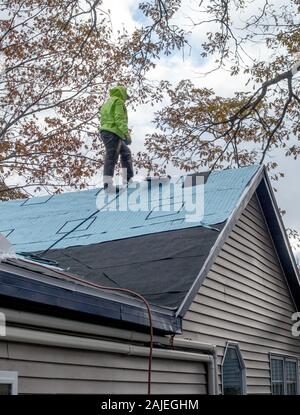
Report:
100,0,300,260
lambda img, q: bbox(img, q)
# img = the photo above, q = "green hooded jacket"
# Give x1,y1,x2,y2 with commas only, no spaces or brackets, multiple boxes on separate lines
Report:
99,86,129,140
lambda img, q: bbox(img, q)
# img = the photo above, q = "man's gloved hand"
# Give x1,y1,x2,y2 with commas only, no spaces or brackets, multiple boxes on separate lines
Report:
124,131,132,145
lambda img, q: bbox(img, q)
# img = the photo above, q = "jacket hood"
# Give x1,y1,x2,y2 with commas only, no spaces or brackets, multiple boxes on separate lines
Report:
109,86,128,101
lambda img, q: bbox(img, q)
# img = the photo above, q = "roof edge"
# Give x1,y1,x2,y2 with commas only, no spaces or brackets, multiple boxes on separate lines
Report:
256,168,300,310
0,261,182,334
176,164,265,318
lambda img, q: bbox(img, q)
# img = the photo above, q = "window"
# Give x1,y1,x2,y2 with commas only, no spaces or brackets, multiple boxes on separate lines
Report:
0,384,12,395
286,359,298,395
222,342,246,395
0,372,18,395
270,355,298,395
271,357,284,395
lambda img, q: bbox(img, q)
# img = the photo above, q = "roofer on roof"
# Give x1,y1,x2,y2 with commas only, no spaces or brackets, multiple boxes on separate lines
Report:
99,85,134,194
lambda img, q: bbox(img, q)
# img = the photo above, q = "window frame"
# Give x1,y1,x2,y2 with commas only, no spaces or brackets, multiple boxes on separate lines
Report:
221,341,247,395
0,371,18,395
270,354,299,395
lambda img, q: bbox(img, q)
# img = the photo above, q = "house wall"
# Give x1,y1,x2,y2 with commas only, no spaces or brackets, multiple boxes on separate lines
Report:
181,192,300,394
0,323,208,394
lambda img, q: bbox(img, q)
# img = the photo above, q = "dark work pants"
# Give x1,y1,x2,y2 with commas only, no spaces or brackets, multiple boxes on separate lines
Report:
101,130,134,185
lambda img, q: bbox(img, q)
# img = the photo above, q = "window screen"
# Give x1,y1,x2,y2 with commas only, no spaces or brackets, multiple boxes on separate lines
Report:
0,384,12,395
223,347,243,395
271,356,298,395
286,360,297,395
0,372,18,395
271,358,284,395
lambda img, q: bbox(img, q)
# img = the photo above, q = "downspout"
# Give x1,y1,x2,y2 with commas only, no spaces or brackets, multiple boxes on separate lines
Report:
170,337,218,395
212,347,219,394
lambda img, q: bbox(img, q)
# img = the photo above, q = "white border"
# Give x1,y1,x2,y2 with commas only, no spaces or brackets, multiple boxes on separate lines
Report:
270,353,299,395
221,341,247,395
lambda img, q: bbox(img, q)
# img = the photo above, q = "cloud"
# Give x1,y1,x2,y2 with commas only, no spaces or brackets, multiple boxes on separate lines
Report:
101,0,140,35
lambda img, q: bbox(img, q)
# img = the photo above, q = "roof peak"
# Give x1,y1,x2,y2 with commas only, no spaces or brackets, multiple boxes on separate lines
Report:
0,164,260,204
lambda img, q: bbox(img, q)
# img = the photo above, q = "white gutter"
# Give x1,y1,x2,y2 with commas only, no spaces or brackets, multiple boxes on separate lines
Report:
4,325,217,395
2,307,214,350
3,308,218,394
172,337,218,395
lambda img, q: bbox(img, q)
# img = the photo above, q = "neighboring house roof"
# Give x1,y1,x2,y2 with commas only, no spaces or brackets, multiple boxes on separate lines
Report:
0,165,299,334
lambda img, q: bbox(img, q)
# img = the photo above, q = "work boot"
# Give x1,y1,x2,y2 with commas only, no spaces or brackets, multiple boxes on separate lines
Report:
123,177,134,187
104,183,121,195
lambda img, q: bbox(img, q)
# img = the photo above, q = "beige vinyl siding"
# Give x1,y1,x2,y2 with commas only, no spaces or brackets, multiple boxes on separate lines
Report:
182,192,300,395
0,339,207,394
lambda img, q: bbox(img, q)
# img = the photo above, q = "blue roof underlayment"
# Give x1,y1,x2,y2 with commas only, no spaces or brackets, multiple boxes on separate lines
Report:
0,165,260,253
